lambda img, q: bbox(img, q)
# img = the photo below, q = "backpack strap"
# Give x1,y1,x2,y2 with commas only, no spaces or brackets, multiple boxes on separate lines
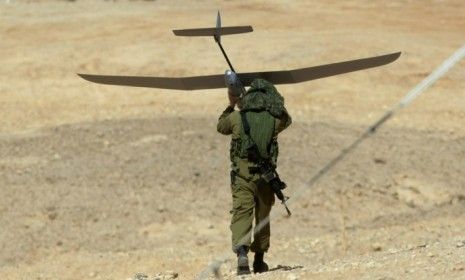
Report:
240,110,251,136
240,110,261,163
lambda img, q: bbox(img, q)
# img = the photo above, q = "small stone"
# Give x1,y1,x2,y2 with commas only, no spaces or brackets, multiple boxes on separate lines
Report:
133,273,148,280
388,248,398,254
164,271,179,279
405,268,415,273
456,241,465,248
374,158,386,164
372,243,383,252
48,212,58,221
152,271,179,280
406,201,416,208
53,153,61,160
195,239,207,246
287,273,298,280
310,239,320,246
427,252,435,257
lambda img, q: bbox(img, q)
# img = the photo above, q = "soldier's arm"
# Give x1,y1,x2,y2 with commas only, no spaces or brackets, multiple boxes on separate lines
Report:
217,105,235,135
276,108,292,134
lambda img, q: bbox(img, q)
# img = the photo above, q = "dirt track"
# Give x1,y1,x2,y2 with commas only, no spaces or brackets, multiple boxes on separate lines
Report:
1,1,465,279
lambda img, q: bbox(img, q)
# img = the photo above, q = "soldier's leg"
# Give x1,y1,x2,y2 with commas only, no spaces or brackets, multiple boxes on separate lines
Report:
230,176,256,252
250,179,275,253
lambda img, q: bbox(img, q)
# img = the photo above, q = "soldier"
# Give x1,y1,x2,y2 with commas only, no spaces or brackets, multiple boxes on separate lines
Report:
217,79,292,275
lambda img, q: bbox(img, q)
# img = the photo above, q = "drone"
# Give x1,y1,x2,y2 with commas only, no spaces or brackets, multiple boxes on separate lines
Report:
78,12,400,97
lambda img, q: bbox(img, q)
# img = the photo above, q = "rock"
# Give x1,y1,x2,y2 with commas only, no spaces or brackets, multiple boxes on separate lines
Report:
157,205,166,213
404,268,415,274
195,238,207,246
388,248,399,254
287,273,299,280
164,271,178,279
48,212,58,221
453,265,464,271
133,273,148,280
372,243,383,252
366,261,376,268
152,271,178,280
310,239,320,246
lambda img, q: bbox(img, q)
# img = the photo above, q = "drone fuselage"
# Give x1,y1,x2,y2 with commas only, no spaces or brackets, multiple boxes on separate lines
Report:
224,70,246,97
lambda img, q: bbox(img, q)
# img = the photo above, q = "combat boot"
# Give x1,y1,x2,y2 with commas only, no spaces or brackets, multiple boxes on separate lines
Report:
236,245,251,275
252,252,269,274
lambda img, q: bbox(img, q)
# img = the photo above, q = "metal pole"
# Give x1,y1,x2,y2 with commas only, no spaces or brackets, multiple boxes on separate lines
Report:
214,36,236,72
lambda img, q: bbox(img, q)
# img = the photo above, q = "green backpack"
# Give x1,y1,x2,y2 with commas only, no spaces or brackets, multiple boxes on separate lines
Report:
239,79,285,165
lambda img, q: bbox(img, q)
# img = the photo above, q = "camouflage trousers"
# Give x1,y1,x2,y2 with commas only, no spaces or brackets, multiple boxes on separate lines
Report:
230,174,275,253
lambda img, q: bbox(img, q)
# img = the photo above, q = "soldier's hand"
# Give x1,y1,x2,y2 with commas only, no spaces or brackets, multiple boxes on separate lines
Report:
228,89,240,107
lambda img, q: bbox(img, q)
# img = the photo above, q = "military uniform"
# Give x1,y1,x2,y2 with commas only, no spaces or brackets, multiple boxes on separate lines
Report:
217,84,292,255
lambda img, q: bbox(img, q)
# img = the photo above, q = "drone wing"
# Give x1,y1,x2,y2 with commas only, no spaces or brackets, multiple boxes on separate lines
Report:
78,73,225,90
237,52,401,85
78,52,400,90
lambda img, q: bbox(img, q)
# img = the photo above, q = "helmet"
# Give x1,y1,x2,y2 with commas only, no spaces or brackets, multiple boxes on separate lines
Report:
241,79,285,117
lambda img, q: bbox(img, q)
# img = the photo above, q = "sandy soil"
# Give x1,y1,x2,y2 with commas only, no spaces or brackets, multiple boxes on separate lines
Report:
1,0,464,279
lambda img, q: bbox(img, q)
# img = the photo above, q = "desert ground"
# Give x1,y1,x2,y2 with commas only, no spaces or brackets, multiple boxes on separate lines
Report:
1,0,465,279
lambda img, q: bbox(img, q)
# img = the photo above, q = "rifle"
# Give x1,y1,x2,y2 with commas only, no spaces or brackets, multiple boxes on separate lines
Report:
256,160,292,217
